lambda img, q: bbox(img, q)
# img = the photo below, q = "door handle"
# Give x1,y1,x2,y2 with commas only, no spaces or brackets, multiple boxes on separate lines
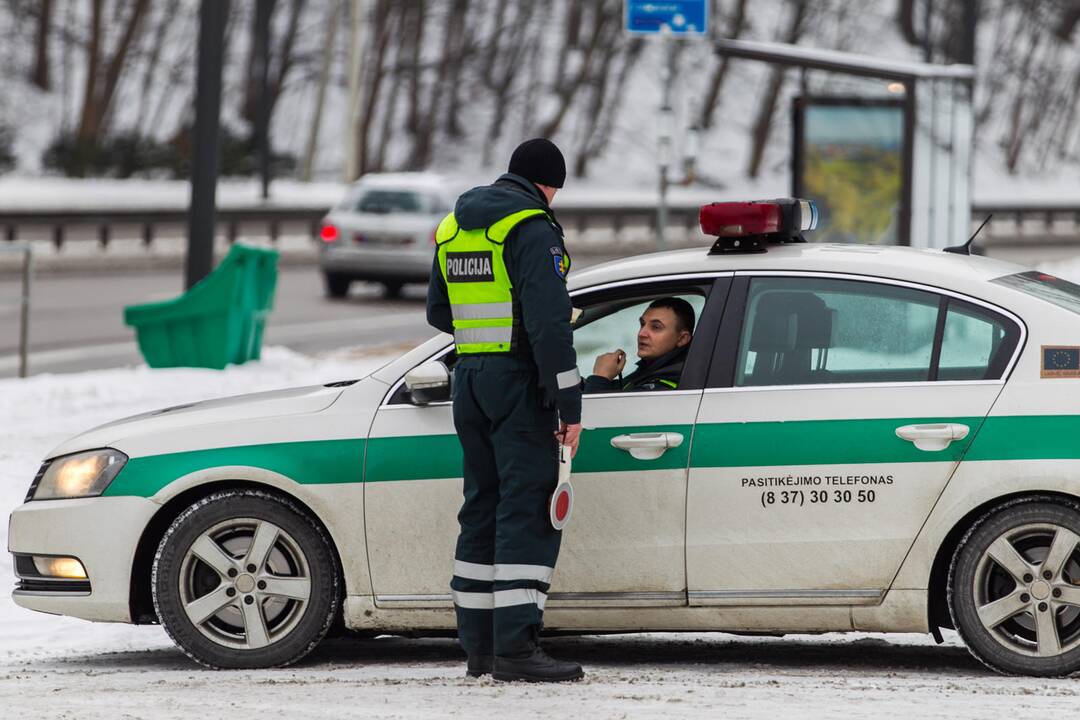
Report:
610,431,684,460
895,423,969,452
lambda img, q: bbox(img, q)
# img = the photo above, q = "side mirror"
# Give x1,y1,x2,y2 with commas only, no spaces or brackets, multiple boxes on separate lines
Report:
404,361,451,405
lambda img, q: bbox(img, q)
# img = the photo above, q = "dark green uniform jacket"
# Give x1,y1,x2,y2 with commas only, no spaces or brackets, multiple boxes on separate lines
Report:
584,345,688,393
427,173,581,424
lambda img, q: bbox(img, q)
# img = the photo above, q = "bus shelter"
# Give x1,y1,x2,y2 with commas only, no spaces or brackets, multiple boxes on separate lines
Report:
714,38,975,249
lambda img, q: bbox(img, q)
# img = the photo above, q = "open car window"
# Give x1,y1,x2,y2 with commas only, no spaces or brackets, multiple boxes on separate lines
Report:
574,293,706,393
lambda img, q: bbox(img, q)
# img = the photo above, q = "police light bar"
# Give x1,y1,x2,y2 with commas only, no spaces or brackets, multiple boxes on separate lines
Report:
701,198,818,254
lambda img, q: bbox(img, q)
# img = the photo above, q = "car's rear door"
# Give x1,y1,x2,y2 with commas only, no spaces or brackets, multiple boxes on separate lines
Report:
685,272,1023,607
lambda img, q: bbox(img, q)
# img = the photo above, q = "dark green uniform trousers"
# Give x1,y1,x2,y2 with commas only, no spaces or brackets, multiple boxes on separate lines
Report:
450,355,562,659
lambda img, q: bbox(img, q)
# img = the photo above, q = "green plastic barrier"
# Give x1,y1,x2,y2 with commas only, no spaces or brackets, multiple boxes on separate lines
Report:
124,244,279,369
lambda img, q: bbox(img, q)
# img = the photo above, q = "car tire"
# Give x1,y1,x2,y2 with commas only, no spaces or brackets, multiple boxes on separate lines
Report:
152,489,340,669
382,281,403,299
324,273,351,299
949,497,1080,676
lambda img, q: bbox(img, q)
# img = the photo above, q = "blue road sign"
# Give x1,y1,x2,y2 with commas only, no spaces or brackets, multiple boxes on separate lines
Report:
625,1,708,35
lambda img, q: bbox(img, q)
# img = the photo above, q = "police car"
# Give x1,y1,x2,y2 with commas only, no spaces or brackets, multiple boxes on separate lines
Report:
11,199,1080,677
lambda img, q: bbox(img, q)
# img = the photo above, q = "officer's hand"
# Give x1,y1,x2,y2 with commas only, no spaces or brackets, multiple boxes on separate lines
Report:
592,350,626,379
557,422,583,458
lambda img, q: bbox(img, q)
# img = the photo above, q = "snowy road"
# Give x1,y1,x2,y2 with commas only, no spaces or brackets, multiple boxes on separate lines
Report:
7,621,1080,719
4,349,1080,718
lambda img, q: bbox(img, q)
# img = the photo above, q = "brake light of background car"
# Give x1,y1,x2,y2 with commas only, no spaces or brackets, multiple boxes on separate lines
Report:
430,226,439,246
320,223,339,243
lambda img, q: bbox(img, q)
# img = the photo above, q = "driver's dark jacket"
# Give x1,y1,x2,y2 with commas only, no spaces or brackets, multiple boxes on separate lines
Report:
583,345,689,393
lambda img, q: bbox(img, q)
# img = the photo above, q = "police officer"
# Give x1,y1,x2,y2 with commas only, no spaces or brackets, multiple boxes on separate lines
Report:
426,138,584,683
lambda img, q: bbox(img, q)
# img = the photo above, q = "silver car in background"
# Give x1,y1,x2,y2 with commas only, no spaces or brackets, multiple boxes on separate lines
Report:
318,173,454,298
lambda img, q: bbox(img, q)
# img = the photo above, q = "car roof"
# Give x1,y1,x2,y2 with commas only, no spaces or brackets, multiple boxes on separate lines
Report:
568,243,1032,296
350,172,448,192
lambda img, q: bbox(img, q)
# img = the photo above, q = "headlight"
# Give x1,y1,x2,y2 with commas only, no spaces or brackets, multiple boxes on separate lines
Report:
31,449,128,501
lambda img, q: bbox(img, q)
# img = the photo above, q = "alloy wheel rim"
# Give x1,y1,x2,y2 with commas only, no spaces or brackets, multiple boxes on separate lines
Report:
177,517,312,650
973,522,1080,658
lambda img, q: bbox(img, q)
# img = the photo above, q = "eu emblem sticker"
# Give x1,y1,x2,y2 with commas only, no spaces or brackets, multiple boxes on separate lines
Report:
1041,345,1080,378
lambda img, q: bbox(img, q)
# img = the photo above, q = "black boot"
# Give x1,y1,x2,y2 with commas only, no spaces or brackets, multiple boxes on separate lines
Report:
466,655,493,678
493,647,584,682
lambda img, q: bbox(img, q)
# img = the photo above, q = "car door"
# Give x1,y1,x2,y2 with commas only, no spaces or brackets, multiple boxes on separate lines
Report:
364,274,729,609
685,272,1023,606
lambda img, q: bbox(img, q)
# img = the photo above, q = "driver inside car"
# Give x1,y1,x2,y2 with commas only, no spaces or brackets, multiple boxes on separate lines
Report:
584,297,695,392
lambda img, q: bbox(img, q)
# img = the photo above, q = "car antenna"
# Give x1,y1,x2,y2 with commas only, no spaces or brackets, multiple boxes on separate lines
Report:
944,214,992,255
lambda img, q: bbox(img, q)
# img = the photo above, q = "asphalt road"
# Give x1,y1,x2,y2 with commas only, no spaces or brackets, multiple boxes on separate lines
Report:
0,268,436,378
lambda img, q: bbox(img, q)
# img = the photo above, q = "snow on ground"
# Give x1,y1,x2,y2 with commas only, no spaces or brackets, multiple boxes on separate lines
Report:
4,348,1080,717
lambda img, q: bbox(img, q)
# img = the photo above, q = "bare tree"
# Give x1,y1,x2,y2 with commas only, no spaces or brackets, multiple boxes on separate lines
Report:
135,1,180,136
353,0,396,176
404,0,468,169
573,34,643,177
301,0,342,180
241,0,304,139
77,0,151,144
440,0,471,139
699,0,749,130
535,1,620,139
746,0,810,178
30,0,52,90
480,0,541,166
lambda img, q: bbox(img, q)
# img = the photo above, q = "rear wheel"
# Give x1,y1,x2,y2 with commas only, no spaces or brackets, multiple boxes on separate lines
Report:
324,273,351,299
152,490,339,669
949,499,1080,676
381,281,403,299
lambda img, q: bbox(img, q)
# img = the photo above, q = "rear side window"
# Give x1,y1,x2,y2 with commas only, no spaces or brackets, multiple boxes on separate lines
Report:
737,277,938,386
992,271,1080,316
734,277,1020,387
938,302,1012,380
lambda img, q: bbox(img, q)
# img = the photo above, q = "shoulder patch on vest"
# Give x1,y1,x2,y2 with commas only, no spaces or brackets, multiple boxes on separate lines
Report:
445,250,495,283
549,246,569,279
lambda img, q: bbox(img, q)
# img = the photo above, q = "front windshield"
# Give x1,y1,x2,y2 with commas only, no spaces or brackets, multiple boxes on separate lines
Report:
991,271,1080,316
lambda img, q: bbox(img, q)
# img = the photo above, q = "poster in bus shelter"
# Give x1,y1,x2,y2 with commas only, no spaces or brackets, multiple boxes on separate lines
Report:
795,99,904,245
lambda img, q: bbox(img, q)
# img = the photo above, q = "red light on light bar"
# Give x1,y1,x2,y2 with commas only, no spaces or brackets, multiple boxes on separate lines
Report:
700,202,781,237
320,223,339,243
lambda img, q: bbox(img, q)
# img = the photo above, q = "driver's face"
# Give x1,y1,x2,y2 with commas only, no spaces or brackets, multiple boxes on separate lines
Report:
637,307,691,360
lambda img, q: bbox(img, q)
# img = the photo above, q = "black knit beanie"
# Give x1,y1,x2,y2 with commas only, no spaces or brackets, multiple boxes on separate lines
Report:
508,138,566,188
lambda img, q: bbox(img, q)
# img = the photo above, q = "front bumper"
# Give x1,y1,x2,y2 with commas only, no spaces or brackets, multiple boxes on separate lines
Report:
8,496,159,622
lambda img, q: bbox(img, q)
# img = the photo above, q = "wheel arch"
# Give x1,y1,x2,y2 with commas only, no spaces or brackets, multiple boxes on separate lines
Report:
927,490,1080,633
128,478,346,625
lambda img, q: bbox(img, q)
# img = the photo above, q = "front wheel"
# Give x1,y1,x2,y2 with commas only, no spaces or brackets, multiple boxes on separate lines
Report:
949,499,1080,676
152,489,340,669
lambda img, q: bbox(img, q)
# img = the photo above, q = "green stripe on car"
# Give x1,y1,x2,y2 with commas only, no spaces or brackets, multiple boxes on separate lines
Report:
104,439,366,498
100,416,1077,498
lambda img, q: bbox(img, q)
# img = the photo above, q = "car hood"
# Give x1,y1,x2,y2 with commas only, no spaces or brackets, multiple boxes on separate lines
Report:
45,383,346,459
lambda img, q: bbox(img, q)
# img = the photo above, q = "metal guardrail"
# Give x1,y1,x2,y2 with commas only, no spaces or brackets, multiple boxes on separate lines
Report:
0,206,327,249
971,203,1080,248
0,202,704,250
1,201,1077,251
0,241,33,377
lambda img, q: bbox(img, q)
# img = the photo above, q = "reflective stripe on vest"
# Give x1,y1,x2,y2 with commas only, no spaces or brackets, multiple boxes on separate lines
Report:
435,208,552,355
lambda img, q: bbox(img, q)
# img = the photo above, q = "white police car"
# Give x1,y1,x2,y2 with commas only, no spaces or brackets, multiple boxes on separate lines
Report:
12,199,1080,676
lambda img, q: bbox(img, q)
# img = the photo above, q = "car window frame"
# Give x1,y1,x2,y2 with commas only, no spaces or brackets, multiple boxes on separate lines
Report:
380,272,734,407
706,270,1026,391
